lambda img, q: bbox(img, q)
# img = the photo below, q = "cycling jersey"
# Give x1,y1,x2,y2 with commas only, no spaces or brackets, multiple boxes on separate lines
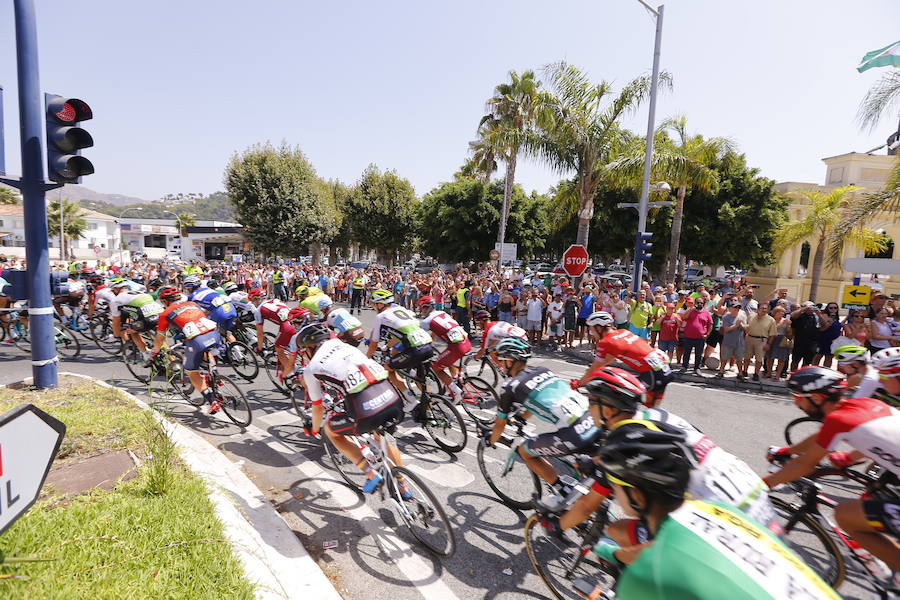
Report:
481,320,527,350
228,291,261,323
595,329,670,373
421,310,468,344
816,397,900,476
110,292,162,320
615,500,838,600
369,305,433,350
156,301,218,340
93,286,117,311
852,365,882,399
189,286,236,327
304,338,390,402
300,292,331,317
497,366,590,428
256,299,290,325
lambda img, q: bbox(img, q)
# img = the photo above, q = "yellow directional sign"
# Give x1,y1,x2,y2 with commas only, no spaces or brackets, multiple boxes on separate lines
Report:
841,285,871,307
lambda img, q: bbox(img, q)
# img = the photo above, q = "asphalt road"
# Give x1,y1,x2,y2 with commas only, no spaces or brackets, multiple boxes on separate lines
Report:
0,306,881,600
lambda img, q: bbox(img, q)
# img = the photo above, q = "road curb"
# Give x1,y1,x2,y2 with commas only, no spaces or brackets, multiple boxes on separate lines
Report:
4,373,343,600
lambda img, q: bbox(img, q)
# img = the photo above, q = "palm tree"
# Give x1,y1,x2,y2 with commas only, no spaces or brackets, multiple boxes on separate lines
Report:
174,212,195,236
525,61,668,251
0,187,19,204
464,123,500,182
480,70,554,245
773,186,887,301
47,198,87,259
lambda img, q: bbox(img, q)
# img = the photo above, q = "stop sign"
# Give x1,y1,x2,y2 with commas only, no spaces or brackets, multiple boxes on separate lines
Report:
562,244,589,277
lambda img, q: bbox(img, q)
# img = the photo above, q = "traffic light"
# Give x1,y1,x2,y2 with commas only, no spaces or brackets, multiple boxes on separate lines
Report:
636,231,653,262
49,271,69,296
45,94,94,183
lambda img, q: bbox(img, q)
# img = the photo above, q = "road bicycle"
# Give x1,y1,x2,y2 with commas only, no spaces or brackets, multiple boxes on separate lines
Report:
4,307,81,359
319,397,456,557
461,351,504,389
168,348,253,427
783,415,822,445
768,454,899,594
88,310,124,355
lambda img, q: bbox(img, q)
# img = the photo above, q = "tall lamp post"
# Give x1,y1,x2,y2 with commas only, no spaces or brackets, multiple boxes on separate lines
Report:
630,0,665,293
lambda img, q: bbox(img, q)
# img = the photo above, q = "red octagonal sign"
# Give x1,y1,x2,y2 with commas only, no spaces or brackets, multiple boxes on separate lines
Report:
562,244,589,277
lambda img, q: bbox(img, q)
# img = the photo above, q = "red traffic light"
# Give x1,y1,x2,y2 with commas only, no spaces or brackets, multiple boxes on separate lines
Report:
46,96,92,123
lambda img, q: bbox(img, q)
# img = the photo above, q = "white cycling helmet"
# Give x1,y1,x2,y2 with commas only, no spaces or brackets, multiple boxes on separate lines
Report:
872,347,900,377
586,311,615,328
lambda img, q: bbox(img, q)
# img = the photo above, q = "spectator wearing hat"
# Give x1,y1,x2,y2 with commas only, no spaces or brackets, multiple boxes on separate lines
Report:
789,301,822,370
656,303,680,360
742,301,776,381
680,297,713,374
867,293,888,319
717,301,747,378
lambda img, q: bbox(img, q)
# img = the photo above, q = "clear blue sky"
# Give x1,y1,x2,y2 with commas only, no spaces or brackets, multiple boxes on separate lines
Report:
0,1,898,201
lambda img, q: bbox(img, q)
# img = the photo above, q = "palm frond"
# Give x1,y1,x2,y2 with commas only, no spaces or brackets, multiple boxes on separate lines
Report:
856,69,900,132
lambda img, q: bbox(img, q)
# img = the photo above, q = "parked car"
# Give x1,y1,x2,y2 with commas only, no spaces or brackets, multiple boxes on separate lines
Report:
349,260,370,269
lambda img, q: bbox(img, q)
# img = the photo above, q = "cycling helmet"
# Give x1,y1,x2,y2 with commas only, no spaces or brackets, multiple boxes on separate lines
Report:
833,344,870,365
417,295,435,308
295,285,309,298
314,295,333,312
583,366,647,411
586,311,615,328
872,347,900,377
111,280,131,290
88,274,105,285
494,337,532,362
294,323,333,347
207,279,220,289
109,276,125,283
247,288,264,300
287,306,311,325
157,287,181,301
147,278,163,289
223,282,239,294
787,366,847,397
182,276,201,289
371,289,394,304
598,420,698,499
473,310,491,322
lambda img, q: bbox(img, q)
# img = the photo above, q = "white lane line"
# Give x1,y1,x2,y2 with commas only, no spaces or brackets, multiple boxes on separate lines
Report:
243,415,462,600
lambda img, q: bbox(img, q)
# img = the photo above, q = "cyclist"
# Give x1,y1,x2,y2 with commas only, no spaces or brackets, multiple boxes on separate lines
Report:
228,285,262,323
298,322,409,495
109,280,165,359
304,293,365,346
86,272,112,317
280,307,316,376
186,279,238,342
542,366,777,537
52,271,86,329
765,366,900,574
146,278,164,300
871,347,900,408
472,310,527,361
833,344,880,399
594,421,838,600
295,284,321,304
417,295,471,402
255,295,295,375
151,286,222,413
366,289,435,404
575,310,672,407
485,337,601,498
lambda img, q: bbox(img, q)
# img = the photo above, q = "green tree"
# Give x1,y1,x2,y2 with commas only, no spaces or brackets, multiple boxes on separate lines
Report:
773,186,887,301
47,198,87,258
460,121,500,182
525,61,666,252
224,142,338,257
0,187,19,204
344,165,418,266
174,212,195,236
479,70,553,246
419,178,546,263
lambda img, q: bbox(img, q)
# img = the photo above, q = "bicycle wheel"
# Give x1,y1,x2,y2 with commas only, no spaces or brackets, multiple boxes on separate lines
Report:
90,317,122,355
263,351,290,396
769,496,846,588
122,341,152,384
54,327,81,360
166,358,198,404
477,437,542,510
225,340,259,381
400,367,443,396
524,514,618,600
462,354,500,388
420,394,468,454
11,321,30,353
322,433,368,490
784,416,823,445
459,375,499,427
391,466,456,557
214,374,252,427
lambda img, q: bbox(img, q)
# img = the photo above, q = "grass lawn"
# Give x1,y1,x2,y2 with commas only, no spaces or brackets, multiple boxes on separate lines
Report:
0,382,256,600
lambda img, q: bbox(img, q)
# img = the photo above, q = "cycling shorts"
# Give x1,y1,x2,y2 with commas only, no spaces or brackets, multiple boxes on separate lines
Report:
238,311,256,324
638,368,673,405
388,343,435,371
127,315,158,333
208,307,236,327
432,338,472,369
338,327,365,347
327,382,403,436
863,499,900,538
184,330,220,371
210,313,236,334
521,411,602,458
274,321,296,349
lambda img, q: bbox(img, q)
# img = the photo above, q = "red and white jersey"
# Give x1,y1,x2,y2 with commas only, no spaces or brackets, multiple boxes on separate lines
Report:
595,329,669,373
420,310,468,345
816,397,900,476
481,321,527,349
93,286,116,310
257,299,289,325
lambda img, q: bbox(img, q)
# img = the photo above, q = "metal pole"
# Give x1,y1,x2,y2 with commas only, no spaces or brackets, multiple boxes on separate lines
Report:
59,189,64,261
0,86,5,175
632,3,664,293
14,0,57,388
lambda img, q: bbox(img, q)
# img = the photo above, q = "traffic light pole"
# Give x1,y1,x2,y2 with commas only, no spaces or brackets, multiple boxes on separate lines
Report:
12,0,59,388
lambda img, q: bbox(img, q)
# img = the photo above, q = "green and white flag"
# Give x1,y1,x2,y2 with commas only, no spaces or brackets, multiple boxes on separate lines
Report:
857,40,900,73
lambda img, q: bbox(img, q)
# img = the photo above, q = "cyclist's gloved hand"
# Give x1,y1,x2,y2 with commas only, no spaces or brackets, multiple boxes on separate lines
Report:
538,514,563,537
766,446,791,463
828,451,856,468
569,379,581,390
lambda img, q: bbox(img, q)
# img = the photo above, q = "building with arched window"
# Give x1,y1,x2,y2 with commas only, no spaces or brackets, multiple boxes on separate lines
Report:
749,151,897,301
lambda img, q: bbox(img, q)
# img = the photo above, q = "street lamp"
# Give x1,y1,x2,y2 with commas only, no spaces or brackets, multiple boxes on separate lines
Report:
116,207,143,265
630,0,665,292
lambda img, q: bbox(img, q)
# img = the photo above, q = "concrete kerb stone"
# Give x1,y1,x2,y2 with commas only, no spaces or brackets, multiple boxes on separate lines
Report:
4,373,343,600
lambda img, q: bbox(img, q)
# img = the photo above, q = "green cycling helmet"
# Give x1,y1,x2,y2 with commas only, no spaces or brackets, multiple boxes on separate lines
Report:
371,289,395,304
833,344,870,364
495,337,532,362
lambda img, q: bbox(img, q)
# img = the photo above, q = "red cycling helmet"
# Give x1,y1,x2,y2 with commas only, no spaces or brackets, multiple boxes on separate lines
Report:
157,287,181,301
473,310,491,321
583,366,647,411
417,295,435,308
247,288,264,300
287,306,311,324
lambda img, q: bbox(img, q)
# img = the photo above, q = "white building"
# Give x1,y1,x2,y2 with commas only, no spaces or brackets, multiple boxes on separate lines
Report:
0,204,121,261
117,217,243,261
